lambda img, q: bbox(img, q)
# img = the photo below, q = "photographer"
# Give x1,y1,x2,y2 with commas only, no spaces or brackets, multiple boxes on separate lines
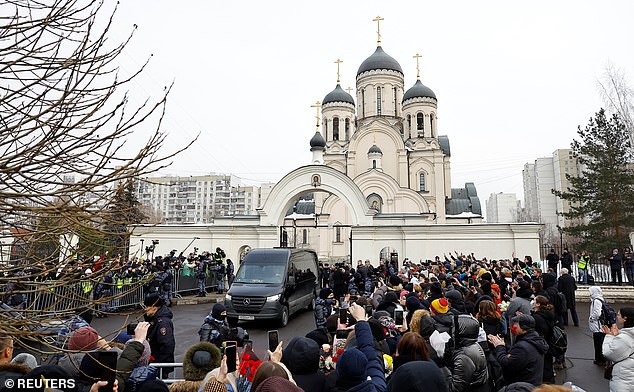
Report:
195,256,208,297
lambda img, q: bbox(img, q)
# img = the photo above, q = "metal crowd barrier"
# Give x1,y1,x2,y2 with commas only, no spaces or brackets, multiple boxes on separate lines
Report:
152,363,185,384
549,261,631,284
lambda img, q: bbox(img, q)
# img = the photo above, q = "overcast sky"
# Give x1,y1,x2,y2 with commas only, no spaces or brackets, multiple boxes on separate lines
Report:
109,1,634,210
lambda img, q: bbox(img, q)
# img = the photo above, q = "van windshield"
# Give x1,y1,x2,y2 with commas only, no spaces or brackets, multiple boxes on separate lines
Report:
234,254,287,284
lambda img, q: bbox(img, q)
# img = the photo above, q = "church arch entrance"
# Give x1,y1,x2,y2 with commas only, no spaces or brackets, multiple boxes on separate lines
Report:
379,246,399,269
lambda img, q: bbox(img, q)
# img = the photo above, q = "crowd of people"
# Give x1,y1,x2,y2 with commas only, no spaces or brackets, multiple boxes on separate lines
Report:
3,249,634,391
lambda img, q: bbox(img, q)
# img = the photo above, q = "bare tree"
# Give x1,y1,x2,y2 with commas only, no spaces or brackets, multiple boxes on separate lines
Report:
598,63,634,148
0,0,194,356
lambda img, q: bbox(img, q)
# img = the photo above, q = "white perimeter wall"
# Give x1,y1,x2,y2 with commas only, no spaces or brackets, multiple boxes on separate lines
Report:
129,222,541,265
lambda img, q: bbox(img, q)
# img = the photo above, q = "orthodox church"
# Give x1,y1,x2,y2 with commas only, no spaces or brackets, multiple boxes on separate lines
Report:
130,21,539,264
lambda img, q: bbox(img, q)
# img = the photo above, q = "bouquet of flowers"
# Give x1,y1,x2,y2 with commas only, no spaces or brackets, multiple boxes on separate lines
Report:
498,301,510,313
237,352,262,392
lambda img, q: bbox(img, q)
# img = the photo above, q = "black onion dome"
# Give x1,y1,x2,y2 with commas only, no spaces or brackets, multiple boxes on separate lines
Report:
323,84,354,105
368,144,382,154
357,46,403,76
403,79,437,101
310,131,326,149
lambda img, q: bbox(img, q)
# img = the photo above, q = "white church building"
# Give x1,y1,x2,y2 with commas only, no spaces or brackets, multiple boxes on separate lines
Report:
130,32,540,264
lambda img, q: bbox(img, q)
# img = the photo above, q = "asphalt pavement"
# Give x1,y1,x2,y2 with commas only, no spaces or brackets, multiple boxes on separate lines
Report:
92,300,618,390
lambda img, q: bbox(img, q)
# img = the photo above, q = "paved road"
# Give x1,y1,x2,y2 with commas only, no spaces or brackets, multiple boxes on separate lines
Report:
92,301,617,390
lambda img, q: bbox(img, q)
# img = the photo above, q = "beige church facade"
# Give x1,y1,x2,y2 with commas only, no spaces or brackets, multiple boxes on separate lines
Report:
130,41,541,264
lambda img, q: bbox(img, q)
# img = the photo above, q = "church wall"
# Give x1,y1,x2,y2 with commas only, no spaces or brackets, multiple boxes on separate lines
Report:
129,222,541,266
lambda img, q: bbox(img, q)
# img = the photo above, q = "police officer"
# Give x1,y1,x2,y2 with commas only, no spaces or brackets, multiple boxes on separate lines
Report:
158,265,173,307
144,292,175,376
226,259,235,287
199,303,230,349
196,257,208,297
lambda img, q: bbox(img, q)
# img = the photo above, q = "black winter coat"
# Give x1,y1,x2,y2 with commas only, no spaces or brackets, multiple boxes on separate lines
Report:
145,305,175,373
557,274,577,309
493,330,549,386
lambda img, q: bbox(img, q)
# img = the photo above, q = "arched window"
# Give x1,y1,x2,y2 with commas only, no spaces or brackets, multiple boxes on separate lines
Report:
333,117,339,141
336,227,342,243
419,173,426,192
417,113,424,131
430,113,435,136
376,86,382,115
407,115,411,131
344,118,350,139
361,89,365,117
373,160,376,169
393,87,398,116
323,119,328,140
302,229,308,244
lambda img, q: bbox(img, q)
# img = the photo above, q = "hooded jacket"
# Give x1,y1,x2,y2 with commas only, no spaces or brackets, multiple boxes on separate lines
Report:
0,363,30,388
493,330,549,386
602,326,634,392
282,337,326,392
449,315,489,392
589,286,604,333
387,361,447,392
168,342,221,392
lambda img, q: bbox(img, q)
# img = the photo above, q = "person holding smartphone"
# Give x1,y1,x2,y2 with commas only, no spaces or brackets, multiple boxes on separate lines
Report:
331,304,386,391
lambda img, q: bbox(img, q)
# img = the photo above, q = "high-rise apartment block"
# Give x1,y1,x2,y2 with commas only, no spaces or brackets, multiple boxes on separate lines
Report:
486,193,521,223
522,149,579,242
135,174,261,224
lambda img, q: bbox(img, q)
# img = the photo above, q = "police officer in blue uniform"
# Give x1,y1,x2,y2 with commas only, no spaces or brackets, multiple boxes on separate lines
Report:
144,292,175,376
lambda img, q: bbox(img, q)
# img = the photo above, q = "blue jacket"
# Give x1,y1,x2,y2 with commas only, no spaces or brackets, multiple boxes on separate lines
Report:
350,320,387,392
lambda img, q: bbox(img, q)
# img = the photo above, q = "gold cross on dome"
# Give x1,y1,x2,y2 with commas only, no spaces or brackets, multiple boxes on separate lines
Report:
413,53,422,79
345,86,353,95
310,101,322,129
372,16,384,46
334,58,343,83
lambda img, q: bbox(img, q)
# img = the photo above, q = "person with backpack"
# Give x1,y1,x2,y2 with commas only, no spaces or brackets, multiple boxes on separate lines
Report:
589,286,608,365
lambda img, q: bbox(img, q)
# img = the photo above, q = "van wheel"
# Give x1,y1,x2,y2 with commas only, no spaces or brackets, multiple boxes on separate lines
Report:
279,305,289,327
307,294,315,310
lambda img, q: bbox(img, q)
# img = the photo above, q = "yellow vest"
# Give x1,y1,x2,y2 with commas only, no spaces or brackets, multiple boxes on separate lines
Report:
578,255,590,269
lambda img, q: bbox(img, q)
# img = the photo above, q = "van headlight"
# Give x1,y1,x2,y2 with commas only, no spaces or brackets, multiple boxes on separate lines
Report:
266,294,280,302
225,293,232,301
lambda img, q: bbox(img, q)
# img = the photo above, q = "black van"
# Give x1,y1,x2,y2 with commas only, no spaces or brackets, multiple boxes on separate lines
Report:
224,248,318,327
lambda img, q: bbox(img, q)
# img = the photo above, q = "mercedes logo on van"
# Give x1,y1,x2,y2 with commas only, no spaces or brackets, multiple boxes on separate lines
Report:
243,298,251,305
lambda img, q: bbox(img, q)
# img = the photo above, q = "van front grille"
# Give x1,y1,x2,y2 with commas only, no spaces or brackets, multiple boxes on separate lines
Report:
232,296,265,312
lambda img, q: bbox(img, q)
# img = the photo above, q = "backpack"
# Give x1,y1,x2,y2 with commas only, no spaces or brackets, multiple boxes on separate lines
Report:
547,287,565,315
549,325,568,356
599,299,617,327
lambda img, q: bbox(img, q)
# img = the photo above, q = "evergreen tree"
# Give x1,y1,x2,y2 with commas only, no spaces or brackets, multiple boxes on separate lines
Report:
553,109,634,256
105,180,147,257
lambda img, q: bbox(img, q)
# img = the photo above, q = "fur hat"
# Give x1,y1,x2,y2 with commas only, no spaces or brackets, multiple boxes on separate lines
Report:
144,292,164,307
430,298,449,314
183,342,221,381
68,326,99,351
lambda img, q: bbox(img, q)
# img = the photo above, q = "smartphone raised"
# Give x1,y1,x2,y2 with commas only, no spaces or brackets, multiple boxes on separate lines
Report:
126,323,138,336
364,305,373,317
336,329,350,339
225,344,237,373
468,278,476,287
267,330,279,353
339,308,348,325
97,351,118,392
394,309,404,327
